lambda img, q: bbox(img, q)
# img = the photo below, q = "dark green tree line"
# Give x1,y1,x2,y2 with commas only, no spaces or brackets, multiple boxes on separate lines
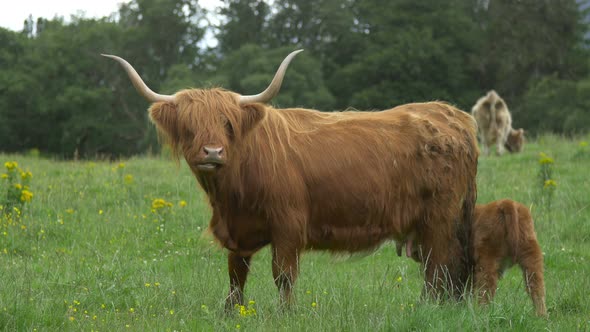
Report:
1,0,589,158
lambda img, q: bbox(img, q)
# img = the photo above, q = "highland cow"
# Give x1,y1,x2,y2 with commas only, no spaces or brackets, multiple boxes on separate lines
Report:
471,90,524,155
103,50,479,307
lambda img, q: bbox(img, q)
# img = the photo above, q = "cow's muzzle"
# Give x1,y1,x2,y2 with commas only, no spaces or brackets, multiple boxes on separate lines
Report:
196,147,225,172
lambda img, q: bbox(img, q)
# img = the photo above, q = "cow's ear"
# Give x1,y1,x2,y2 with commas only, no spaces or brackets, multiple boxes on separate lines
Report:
518,128,524,136
149,102,179,139
240,103,267,136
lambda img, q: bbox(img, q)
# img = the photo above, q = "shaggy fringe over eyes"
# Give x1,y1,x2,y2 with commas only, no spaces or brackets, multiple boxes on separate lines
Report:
148,101,182,162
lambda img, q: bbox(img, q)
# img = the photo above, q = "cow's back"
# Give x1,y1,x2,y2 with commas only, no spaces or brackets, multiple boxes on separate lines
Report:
287,102,478,253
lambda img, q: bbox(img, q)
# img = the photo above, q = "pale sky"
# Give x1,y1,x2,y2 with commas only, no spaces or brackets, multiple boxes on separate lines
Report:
0,0,221,32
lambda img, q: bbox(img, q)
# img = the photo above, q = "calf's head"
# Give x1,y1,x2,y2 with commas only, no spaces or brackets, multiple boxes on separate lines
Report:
102,50,302,173
505,128,525,153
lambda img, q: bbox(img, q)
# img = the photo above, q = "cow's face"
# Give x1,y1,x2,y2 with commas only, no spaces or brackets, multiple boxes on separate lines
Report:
149,89,266,174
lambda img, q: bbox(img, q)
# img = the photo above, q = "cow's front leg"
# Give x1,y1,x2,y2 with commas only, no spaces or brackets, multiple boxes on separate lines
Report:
271,243,301,307
225,252,252,311
474,255,499,305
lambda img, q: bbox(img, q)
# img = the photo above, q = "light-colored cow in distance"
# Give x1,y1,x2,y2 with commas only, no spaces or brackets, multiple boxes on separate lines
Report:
471,90,524,156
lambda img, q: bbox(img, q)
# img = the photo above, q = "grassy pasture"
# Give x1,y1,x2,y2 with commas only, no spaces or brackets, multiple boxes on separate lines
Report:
1,135,589,331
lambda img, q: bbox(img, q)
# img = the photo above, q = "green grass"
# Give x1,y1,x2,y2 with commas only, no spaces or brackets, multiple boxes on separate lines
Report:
1,134,589,331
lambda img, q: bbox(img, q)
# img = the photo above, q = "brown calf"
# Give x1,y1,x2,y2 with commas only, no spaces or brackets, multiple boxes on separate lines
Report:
473,199,546,316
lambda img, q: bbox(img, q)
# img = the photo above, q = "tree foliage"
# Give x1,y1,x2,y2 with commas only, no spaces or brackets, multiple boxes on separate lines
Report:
0,0,589,157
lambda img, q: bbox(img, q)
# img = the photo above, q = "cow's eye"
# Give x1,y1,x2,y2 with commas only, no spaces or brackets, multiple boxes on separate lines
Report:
225,120,235,139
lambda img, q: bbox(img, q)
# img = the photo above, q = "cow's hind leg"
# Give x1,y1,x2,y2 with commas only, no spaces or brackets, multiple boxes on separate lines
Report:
519,240,547,317
271,243,301,307
420,231,467,300
225,253,252,311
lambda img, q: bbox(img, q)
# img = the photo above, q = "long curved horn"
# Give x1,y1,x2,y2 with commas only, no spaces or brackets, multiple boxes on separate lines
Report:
239,49,304,105
101,54,175,103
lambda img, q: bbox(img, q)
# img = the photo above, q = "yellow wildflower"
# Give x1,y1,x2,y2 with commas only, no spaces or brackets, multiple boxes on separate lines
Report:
311,302,317,308
237,304,256,317
20,190,33,203
4,161,18,171
151,198,173,211
179,200,187,207
544,179,557,189
124,174,134,185
579,141,588,147
396,276,403,283
1,174,7,179
20,171,32,181
14,183,22,190
538,152,554,165
65,209,75,214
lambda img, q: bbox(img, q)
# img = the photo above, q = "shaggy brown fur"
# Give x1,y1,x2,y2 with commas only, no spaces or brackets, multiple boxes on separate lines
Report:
473,199,546,316
148,89,479,307
471,90,524,156
397,200,546,316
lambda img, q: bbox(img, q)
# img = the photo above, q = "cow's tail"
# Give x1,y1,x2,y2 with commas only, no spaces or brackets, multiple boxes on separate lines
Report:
458,177,477,295
499,200,520,262
490,106,498,133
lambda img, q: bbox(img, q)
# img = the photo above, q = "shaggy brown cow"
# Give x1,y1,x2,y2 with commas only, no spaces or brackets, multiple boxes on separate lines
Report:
473,199,546,317
398,199,546,316
103,50,479,307
471,90,524,156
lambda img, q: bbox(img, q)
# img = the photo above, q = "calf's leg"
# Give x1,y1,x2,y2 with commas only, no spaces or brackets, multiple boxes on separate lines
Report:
519,240,547,317
474,255,499,304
